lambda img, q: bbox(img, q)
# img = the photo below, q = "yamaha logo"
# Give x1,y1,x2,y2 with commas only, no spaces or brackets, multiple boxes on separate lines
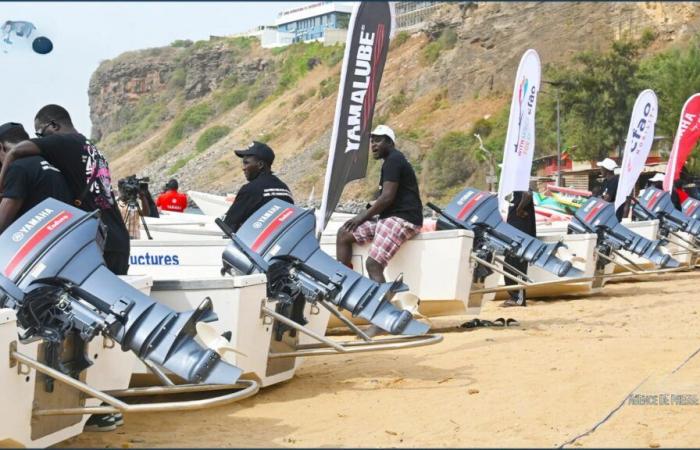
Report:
252,204,281,230
12,232,23,242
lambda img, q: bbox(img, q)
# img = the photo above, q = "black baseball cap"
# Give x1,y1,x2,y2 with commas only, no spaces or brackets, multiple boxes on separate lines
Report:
0,122,24,140
234,141,275,165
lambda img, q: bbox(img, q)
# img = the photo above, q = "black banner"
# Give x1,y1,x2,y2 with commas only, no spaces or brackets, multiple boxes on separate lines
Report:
318,1,393,233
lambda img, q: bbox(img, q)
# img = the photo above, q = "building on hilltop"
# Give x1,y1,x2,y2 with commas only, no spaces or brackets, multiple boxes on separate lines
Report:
231,25,294,49
275,2,353,45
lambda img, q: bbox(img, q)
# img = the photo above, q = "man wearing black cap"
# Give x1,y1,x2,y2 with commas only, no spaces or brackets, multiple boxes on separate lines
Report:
223,141,294,232
0,122,72,233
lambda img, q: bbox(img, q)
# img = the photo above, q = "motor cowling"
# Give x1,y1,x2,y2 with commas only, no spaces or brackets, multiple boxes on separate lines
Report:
0,199,242,385
221,200,429,336
570,197,678,268
437,188,580,278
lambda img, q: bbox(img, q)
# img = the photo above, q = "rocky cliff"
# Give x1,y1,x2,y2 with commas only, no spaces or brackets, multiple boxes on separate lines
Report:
88,2,700,204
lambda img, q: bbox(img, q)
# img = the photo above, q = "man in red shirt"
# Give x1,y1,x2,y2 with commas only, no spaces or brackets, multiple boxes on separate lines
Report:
156,178,188,213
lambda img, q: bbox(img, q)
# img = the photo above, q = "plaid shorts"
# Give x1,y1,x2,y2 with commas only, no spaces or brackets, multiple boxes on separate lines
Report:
352,216,421,267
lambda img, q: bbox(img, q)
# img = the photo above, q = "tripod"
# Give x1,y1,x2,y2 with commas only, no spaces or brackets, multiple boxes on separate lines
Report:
124,197,153,240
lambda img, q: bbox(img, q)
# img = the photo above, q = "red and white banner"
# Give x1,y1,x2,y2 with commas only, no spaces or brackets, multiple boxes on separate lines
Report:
497,49,541,214
615,90,658,210
663,93,700,191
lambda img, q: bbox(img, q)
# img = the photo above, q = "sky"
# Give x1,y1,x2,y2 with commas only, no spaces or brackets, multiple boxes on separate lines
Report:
1,1,308,136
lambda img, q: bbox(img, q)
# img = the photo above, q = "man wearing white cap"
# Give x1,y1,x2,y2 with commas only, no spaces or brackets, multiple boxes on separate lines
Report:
336,125,423,283
596,157,625,220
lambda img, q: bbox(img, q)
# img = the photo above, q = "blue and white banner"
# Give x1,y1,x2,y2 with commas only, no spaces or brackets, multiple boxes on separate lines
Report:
497,49,541,214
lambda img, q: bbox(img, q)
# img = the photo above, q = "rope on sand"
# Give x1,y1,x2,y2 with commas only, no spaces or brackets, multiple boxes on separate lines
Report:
557,377,649,448
559,343,700,447
671,345,700,373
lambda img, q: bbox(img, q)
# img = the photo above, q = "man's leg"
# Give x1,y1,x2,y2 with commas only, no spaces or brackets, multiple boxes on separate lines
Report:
365,257,386,283
502,254,527,307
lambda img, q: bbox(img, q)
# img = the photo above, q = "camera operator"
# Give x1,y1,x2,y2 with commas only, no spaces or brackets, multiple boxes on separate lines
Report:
117,175,152,240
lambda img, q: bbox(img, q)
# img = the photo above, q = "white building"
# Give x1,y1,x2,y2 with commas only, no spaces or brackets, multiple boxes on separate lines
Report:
275,2,353,45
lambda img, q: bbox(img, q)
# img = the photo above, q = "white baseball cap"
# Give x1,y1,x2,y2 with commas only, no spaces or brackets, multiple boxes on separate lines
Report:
649,172,665,182
371,124,396,143
596,157,618,171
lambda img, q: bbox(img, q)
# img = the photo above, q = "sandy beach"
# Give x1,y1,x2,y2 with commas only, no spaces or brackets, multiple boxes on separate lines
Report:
60,270,700,448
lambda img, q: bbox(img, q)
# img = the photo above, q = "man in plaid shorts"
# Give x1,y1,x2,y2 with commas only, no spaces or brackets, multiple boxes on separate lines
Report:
336,125,423,283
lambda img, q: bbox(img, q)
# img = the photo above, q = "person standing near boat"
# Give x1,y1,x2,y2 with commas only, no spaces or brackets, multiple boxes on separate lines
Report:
156,178,188,213
223,141,294,232
597,157,626,220
336,125,423,283
502,189,536,307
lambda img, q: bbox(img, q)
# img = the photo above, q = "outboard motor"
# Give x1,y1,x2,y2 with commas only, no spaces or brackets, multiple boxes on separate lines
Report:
0,199,242,385
632,187,700,241
568,197,679,268
682,197,700,221
431,188,582,278
218,200,429,336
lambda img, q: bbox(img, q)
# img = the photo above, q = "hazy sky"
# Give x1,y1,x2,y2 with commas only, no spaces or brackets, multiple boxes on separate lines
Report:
1,1,308,135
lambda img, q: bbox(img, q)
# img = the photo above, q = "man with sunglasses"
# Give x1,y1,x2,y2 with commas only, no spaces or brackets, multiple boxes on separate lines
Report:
0,122,72,233
0,105,130,276
336,125,423,284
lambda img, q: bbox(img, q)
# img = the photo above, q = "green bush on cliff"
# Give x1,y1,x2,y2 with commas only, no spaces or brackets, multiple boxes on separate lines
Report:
421,29,458,66
274,42,344,95
196,125,231,153
105,98,167,151
153,102,214,159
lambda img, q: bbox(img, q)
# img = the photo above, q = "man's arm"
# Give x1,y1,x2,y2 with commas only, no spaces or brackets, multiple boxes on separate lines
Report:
341,181,399,232
0,198,25,234
0,140,41,192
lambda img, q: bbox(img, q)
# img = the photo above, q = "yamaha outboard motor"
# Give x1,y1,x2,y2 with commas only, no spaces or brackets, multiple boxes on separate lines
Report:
632,187,700,241
0,199,242,385
431,188,582,278
568,197,679,268
682,197,700,221
219,200,429,336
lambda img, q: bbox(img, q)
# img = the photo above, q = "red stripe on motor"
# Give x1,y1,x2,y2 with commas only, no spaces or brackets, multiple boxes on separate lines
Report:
647,192,662,209
4,211,73,277
584,202,604,223
457,193,485,220
251,208,295,252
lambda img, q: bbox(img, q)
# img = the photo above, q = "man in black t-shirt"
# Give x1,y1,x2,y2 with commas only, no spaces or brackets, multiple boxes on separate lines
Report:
336,125,423,283
0,122,72,233
0,105,130,276
597,157,626,221
223,141,294,232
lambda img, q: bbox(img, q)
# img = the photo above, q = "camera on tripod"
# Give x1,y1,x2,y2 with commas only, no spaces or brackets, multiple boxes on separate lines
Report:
118,175,150,203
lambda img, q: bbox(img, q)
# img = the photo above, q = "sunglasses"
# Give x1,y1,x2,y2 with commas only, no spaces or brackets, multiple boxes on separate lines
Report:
35,121,54,138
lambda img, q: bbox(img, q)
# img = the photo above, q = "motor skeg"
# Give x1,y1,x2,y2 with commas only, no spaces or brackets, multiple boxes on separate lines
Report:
0,199,242,385
436,188,581,277
569,197,679,268
222,199,429,335
632,187,700,239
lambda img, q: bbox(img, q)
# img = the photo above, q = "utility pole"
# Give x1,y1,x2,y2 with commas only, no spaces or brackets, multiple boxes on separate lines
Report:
474,133,496,192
